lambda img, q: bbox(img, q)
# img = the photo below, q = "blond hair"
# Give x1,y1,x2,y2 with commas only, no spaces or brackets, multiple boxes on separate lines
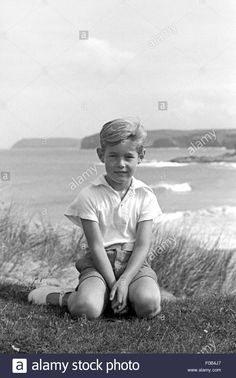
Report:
100,118,147,154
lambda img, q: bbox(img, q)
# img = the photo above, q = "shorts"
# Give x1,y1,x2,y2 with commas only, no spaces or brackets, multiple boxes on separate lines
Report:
75,242,157,288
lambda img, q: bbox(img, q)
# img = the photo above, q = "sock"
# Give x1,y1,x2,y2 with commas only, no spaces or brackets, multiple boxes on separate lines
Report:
46,292,72,307
61,292,71,307
46,293,60,306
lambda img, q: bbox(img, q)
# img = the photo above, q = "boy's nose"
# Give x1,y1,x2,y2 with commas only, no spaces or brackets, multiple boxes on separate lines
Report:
118,159,125,168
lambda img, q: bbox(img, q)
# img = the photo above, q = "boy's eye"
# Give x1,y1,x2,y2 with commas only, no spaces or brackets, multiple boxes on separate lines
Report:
108,154,135,159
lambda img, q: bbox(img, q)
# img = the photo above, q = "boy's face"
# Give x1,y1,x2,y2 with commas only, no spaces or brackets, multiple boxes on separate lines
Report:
97,139,144,189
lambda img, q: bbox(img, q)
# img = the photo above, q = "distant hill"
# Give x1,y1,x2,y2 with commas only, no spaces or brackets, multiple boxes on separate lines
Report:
12,138,81,149
11,130,236,150
81,133,100,149
81,129,236,149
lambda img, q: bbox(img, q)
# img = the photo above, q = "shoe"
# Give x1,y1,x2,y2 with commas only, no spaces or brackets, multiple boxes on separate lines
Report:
28,286,73,307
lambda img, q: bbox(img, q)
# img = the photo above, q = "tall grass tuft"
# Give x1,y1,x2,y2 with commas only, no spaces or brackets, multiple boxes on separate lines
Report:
0,204,83,284
150,219,236,297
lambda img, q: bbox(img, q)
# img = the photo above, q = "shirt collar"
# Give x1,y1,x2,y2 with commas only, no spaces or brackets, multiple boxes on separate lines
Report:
91,174,149,193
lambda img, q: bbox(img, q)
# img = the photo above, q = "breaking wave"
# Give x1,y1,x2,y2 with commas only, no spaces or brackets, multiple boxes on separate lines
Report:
139,160,187,168
151,182,192,192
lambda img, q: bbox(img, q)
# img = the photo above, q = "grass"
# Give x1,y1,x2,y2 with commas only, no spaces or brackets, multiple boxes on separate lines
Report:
0,204,236,353
0,283,236,354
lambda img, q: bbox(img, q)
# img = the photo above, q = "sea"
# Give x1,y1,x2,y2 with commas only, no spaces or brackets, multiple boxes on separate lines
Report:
0,147,236,225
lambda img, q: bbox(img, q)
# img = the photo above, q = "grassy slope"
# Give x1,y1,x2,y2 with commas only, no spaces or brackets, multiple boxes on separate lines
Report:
1,206,236,353
0,283,236,354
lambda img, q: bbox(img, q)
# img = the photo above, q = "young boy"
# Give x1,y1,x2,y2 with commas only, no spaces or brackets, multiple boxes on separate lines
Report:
28,119,162,319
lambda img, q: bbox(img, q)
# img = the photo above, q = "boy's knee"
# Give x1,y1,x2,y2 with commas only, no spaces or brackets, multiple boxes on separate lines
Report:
132,292,161,319
67,293,103,320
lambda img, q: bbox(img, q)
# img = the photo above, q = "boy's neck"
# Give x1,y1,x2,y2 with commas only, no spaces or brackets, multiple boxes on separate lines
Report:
105,174,132,192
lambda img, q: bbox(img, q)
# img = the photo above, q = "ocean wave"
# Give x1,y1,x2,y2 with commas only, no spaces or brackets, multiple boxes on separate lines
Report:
139,160,187,168
152,182,192,192
210,162,236,169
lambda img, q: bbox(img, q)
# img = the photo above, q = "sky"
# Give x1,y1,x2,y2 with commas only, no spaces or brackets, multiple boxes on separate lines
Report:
0,0,236,149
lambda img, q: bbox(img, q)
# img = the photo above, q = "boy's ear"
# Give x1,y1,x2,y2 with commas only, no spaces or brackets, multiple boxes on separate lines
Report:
138,149,145,164
97,147,104,162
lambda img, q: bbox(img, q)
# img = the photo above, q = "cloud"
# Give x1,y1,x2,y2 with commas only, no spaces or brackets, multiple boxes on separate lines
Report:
74,38,135,74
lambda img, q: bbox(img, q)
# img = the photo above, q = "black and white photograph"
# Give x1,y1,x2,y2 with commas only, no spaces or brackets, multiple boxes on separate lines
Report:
0,0,236,376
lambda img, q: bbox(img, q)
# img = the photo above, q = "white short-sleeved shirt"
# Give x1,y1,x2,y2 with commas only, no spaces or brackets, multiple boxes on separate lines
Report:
64,174,162,248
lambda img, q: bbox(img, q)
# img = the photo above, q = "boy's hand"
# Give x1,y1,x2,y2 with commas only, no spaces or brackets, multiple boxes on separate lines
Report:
110,277,129,314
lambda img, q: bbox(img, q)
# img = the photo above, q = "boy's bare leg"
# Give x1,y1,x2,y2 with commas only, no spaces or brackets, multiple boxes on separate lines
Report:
67,277,109,320
128,277,161,319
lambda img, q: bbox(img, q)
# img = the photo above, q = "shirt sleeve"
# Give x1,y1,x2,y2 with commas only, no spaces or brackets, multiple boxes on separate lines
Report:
138,188,162,223
64,188,99,227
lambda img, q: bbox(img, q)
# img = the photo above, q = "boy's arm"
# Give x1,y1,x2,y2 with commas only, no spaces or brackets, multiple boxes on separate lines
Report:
80,218,116,289
121,219,153,283
109,219,153,313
